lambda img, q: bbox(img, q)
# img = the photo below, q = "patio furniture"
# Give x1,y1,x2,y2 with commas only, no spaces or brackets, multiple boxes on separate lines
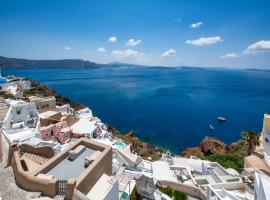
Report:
68,145,86,160
180,175,188,183
85,151,101,167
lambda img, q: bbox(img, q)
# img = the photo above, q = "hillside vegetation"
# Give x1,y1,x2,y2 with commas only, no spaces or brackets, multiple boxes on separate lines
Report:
183,131,260,172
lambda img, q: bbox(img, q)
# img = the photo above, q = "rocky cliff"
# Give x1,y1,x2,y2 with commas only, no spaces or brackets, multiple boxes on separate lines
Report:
182,136,227,157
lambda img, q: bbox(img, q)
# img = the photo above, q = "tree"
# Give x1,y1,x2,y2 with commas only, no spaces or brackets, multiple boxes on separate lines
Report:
241,130,260,155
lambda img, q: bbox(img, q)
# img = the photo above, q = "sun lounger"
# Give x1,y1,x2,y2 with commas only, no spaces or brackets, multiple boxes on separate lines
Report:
180,175,188,182
85,151,101,167
68,145,86,160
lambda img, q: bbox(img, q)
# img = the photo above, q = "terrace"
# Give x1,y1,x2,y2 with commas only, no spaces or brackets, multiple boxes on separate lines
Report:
46,147,96,180
70,116,98,138
192,162,240,187
207,182,254,200
3,127,39,143
172,167,194,185
11,137,113,199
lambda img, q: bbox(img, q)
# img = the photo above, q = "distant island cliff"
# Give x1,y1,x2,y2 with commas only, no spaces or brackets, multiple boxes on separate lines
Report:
0,56,167,69
1,55,269,70
0,56,98,69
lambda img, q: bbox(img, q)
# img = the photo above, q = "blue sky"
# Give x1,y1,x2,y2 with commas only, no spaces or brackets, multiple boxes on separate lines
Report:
0,0,270,68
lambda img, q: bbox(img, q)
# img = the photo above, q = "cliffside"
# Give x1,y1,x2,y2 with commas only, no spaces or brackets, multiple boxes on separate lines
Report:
182,137,227,157
0,56,98,69
181,133,261,172
25,80,86,111
107,126,164,161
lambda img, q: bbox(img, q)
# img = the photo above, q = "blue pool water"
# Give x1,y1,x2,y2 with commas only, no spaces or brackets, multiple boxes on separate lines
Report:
3,67,270,153
115,140,127,149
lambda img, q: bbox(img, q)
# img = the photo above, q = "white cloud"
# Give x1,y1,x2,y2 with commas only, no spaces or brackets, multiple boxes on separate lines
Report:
112,49,145,59
97,47,106,52
221,53,238,59
64,46,71,50
190,22,203,29
161,49,176,57
126,38,142,46
244,40,270,54
108,36,117,43
186,36,223,46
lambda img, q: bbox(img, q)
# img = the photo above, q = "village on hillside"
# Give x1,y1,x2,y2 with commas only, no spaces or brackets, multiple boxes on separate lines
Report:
1,73,270,200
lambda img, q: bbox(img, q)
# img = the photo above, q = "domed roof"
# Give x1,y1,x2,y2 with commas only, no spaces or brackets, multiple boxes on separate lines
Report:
0,76,7,83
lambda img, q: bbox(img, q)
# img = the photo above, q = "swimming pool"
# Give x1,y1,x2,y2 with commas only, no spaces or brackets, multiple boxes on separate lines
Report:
115,140,126,149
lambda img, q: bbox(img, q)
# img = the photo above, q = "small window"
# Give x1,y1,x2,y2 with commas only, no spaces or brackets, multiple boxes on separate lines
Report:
16,109,21,115
51,130,54,136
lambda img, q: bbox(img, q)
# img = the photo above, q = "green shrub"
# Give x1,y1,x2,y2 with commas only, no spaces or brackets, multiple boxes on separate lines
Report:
0,91,13,99
158,186,187,200
130,186,140,200
158,186,173,197
173,190,187,200
24,89,36,97
199,154,244,172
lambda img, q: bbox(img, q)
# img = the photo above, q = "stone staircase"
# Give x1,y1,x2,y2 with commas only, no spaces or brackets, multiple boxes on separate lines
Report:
22,152,49,165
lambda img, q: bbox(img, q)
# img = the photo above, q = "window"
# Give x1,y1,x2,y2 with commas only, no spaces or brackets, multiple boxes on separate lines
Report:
16,109,21,115
30,111,34,117
51,130,54,136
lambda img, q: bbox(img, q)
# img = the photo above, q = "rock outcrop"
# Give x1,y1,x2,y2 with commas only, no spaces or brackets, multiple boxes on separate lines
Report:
200,137,227,155
182,147,204,158
182,136,227,157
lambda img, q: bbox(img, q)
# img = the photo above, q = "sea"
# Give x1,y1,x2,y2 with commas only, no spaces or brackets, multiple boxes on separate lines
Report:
3,67,270,153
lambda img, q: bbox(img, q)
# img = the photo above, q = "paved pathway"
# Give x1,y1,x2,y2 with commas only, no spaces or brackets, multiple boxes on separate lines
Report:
245,154,270,176
0,164,40,200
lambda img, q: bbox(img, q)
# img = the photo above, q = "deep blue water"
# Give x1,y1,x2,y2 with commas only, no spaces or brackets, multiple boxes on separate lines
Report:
3,67,270,153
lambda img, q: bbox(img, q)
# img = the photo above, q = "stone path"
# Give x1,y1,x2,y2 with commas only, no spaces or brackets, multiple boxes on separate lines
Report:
0,164,41,200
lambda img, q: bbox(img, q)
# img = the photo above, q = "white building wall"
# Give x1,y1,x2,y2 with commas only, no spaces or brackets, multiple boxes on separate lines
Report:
103,181,119,200
254,173,267,200
202,162,209,175
30,97,56,110
263,114,270,167
2,102,38,129
0,131,10,166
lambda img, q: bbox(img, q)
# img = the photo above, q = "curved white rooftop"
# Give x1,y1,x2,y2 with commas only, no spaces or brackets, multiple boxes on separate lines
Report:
152,161,177,183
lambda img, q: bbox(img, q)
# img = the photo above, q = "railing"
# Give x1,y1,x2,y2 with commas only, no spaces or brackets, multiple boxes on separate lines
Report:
56,180,67,195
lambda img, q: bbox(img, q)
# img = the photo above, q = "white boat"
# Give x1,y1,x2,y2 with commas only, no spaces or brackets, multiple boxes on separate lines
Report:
209,124,215,130
217,116,226,122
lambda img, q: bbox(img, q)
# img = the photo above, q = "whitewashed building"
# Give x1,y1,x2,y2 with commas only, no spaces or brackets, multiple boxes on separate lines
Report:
1,100,39,143
254,172,270,200
262,114,270,167
29,96,56,110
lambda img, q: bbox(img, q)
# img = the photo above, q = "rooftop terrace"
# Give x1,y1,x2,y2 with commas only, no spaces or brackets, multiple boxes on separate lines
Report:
46,147,96,180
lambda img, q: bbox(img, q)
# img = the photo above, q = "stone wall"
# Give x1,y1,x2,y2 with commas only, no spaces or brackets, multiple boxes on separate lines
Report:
12,151,57,197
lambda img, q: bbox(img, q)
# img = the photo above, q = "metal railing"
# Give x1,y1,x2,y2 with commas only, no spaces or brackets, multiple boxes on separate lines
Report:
56,180,67,195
